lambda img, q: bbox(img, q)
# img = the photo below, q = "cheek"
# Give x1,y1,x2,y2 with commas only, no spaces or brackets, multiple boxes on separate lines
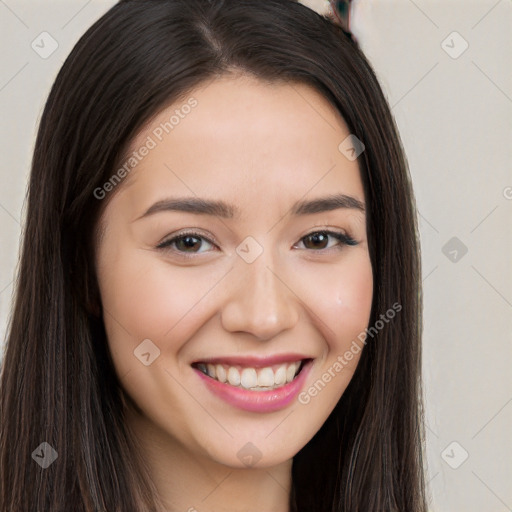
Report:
96,246,224,365
281,254,373,442
305,251,374,349
291,253,372,425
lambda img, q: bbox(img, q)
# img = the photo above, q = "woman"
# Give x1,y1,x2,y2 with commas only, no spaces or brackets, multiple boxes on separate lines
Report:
0,1,428,510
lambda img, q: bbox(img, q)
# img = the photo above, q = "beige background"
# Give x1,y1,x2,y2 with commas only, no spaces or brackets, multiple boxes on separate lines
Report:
1,1,511,510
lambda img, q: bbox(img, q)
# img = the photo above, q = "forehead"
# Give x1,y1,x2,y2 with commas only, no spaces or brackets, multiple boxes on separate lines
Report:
110,74,364,219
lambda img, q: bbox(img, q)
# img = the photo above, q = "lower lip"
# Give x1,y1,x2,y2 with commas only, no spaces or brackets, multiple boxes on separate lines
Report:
193,360,313,413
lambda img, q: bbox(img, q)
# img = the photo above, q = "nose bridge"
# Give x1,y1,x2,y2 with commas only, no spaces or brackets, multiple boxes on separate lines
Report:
220,246,299,339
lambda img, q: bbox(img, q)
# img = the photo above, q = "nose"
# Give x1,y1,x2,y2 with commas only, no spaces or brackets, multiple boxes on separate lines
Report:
220,254,300,341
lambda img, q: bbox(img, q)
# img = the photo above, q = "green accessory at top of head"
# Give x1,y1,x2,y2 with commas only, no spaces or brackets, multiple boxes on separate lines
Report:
328,0,355,42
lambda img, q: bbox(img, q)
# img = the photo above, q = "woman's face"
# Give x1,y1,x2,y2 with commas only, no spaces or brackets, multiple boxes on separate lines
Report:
94,74,373,469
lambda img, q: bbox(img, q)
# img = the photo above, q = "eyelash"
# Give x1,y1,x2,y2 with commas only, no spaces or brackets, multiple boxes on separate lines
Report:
156,229,358,259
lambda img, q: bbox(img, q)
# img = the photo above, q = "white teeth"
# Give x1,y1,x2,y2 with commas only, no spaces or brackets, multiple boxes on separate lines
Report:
227,367,241,386
240,368,258,389
207,363,216,378
216,364,227,383
286,363,298,383
257,367,275,387
196,360,304,391
274,365,287,385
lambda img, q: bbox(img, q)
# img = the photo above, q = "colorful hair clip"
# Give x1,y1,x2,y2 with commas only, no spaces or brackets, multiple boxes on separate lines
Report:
299,0,356,42
328,0,355,41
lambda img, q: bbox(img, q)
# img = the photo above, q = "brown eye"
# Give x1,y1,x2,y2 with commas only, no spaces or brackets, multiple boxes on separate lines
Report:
297,230,358,251
302,232,330,250
174,235,203,252
157,231,216,255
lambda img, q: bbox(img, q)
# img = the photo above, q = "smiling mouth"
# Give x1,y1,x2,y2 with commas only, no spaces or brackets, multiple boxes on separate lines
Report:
191,359,310,391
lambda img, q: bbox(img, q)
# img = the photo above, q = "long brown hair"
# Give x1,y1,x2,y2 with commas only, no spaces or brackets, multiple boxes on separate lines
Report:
0,1,427,510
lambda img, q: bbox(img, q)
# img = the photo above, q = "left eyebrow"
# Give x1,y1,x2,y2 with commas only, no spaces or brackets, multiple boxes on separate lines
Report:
290,193,365,215
134,192,365,222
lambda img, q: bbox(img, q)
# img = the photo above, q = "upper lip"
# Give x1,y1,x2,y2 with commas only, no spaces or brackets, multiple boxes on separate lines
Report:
192,353,313,368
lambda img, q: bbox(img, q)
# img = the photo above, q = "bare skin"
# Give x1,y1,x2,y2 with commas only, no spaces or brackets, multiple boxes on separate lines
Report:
94,73,373,512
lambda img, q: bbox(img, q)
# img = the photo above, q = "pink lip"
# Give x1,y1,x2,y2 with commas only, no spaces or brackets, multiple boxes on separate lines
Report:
192,353,311,368
193,359,313,413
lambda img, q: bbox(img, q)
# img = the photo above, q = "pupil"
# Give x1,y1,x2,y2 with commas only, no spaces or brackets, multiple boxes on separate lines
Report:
179,236,200,251
308,233,327,249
